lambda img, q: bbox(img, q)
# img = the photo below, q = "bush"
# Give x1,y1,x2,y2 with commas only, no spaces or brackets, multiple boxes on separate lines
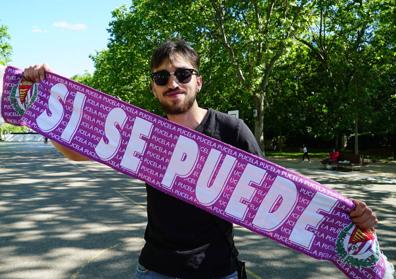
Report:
0,123,30,138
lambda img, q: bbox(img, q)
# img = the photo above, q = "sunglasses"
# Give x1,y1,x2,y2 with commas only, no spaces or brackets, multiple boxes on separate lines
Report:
151,68,199,86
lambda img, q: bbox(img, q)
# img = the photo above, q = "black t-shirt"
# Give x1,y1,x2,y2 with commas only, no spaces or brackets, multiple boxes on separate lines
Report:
139,108,262,278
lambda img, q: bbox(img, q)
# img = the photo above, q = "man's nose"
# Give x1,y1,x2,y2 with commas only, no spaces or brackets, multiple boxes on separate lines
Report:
167,74,179,88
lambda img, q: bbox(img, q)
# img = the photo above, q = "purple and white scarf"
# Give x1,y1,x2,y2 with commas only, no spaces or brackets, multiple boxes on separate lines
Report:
1,66,394,279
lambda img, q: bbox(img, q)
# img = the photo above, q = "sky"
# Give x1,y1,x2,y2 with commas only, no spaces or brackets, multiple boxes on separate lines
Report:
0,0,131,78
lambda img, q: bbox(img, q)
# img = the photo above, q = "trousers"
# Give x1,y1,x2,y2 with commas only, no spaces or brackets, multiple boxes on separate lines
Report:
134,263,238,279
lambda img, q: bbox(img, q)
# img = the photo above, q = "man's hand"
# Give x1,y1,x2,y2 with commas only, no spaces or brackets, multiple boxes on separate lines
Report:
350,199,378,231
23,64,51,82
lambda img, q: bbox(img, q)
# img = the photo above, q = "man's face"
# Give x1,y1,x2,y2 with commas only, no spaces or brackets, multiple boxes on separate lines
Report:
151,54,202,115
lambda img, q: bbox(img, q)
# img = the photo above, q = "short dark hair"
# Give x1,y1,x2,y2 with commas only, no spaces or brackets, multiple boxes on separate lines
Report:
150,39,200,71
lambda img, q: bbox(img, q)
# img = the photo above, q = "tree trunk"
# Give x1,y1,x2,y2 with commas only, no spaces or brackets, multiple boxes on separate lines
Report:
354,116,359,155
254,93,265,155
341,134,347,150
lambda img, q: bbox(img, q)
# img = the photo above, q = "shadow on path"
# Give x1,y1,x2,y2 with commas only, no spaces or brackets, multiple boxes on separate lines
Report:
0,143,394,279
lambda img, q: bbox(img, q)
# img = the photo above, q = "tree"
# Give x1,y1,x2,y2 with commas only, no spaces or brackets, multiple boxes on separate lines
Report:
207,1,315,152
367,0,396,158
71,71,94,86
296,0,395,154
0,24,12,65
90,1,315,153
90,0,394,155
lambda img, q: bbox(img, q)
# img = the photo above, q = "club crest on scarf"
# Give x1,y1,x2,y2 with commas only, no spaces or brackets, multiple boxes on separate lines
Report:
10,79,38,115
336,223,380,268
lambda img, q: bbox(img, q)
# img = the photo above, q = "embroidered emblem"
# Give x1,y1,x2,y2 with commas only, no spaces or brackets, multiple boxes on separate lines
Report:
10,79,38,115
336,224,380,267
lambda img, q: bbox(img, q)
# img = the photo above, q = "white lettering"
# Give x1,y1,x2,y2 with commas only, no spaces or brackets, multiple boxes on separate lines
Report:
95,107,127,161
120,117,153,173
196,149,237,205
252,176,298,231
161,136,198,189
60,92,86,143
289,192,337,249
225,164,266,220
36,83,68,132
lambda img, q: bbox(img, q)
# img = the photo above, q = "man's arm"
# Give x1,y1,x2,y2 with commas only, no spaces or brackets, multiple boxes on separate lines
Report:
51,141,90,161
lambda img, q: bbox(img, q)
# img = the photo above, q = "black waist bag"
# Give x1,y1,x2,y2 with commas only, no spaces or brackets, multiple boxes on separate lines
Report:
233,248,247,279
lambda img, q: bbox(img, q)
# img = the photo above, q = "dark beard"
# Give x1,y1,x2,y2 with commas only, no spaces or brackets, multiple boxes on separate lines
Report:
160,93,197,115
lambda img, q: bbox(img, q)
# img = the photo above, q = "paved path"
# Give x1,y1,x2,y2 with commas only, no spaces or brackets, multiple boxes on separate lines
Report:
0,142,395,279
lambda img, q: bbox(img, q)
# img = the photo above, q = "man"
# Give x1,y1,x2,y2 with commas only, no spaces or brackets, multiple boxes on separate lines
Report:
23,39,377,279
302,144,310,162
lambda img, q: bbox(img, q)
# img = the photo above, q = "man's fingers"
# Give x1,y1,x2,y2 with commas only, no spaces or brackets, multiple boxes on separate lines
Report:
349,200,366,217
23,64,51,82
351,210,378,224
351,215,378,230
23,66,32,81
23,65,39,82
38,65,46,81
350,199,378,230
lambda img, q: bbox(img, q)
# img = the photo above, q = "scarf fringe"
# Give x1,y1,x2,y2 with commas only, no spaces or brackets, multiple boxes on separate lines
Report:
383,254,395,279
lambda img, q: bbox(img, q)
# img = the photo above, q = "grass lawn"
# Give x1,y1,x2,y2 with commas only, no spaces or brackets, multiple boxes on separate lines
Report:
265,150,395,162
265,151,328,159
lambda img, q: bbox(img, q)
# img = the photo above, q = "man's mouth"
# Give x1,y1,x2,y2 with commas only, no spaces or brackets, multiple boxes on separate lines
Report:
164,90,184,97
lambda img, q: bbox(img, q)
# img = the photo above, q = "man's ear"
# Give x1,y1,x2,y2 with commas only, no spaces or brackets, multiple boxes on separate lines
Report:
151,81,158,98
197,75,203,92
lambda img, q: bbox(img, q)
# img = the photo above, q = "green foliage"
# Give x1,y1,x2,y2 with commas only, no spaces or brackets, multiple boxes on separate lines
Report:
90,0,315,149
0,24,12,65
71,71,94,87
0,123,29,135
288,0,395,151
87,0,394,151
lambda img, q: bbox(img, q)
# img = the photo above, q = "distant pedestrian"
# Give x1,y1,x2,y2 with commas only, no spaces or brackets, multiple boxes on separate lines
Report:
302,144,310,162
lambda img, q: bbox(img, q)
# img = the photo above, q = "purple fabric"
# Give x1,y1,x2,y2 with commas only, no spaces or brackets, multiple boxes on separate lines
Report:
1,66,393,279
